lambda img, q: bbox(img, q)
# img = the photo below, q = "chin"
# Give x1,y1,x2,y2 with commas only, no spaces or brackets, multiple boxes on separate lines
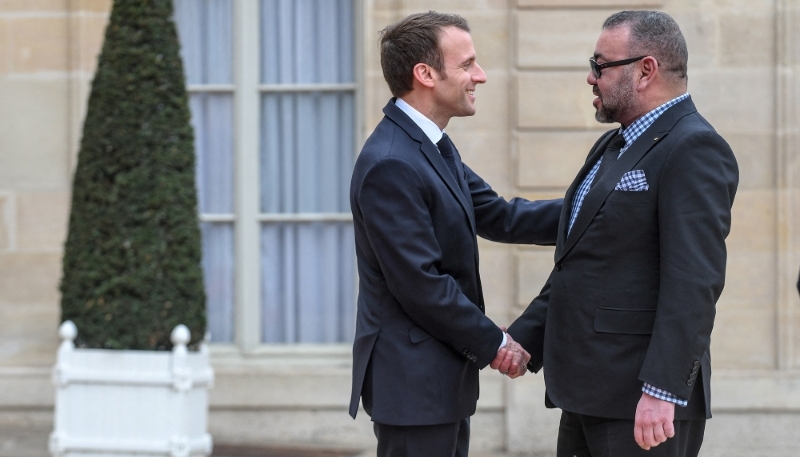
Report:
594,106,615,124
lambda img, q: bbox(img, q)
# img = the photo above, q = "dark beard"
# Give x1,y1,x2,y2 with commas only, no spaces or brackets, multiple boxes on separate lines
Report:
595,97,622,123
594,71,637,124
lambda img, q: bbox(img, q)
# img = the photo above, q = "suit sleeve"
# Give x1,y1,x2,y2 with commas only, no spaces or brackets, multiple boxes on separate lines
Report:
506,274,552,373
638,129,738,399
463,163,562,245
504,128,615,374
355,156,503,368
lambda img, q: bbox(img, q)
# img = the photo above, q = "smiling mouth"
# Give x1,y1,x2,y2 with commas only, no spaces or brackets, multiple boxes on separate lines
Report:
467,90,475,97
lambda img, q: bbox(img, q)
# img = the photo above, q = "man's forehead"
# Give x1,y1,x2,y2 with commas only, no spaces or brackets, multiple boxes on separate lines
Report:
594,26,630,59
439,27,475,59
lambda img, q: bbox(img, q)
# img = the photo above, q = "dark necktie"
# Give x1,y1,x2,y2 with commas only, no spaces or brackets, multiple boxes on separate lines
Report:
437,134,461,185
591,133,626,187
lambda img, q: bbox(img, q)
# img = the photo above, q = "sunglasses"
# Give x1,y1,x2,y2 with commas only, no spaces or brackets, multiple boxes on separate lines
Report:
589,56,646,78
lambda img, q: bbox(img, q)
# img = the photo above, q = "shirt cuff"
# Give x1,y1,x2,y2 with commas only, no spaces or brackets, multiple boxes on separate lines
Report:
498,332,507,351
642,383,688,407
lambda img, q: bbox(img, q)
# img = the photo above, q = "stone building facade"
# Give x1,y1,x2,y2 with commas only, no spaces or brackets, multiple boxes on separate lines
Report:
0,0,798,455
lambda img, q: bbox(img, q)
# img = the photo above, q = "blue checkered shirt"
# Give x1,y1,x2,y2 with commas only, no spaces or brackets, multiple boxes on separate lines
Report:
568,93,688,235
568,93,690,407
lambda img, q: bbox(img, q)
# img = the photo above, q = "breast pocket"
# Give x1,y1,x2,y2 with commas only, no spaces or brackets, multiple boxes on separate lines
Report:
605,189,652,205
594,307,656,335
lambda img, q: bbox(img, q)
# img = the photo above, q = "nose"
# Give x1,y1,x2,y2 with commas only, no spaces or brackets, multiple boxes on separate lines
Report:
473,62,487,84
587,70,598,85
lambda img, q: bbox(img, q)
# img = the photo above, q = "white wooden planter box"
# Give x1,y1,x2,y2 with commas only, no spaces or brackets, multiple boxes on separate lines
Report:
50,321,214,457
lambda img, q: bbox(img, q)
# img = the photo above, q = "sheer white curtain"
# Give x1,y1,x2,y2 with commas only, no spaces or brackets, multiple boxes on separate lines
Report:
260,0,354,84
174,0,235,343
259,0,356,343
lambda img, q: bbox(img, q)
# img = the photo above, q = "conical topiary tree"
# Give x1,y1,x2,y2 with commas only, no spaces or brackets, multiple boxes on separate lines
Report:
60,0,205,350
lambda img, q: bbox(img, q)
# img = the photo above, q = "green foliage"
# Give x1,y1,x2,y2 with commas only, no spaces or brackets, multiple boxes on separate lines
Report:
60,0,206,350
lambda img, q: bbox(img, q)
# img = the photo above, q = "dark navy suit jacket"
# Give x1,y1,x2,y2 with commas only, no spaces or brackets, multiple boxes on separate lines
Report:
509,97,739,420
349,99,562,425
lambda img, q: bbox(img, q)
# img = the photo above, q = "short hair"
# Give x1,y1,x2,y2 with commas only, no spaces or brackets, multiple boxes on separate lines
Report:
379,11,470,98
603,11,688,81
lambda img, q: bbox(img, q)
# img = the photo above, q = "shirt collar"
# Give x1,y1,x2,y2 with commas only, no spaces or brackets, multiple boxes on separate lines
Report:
395,98,444,145
618,93,689,152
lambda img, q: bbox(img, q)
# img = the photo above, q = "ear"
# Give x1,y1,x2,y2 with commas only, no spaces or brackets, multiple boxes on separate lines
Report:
412,63,436,89
636,56,659,90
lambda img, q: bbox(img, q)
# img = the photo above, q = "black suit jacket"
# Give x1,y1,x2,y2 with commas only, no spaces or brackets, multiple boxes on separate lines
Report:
349,99,562,426
508,97,738,420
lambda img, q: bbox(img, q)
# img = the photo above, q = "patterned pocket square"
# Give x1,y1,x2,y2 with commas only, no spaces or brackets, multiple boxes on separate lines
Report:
615,170,649,191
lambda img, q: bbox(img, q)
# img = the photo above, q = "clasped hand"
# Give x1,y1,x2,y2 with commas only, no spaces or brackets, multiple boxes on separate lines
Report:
489,331,530,378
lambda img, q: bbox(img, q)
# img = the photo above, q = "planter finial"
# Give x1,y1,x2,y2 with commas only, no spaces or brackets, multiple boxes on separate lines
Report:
59,321,77,342
169,324,192,353
171,324,190,346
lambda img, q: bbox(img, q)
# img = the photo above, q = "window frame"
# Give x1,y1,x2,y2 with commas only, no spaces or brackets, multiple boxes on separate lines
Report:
189,0,363,357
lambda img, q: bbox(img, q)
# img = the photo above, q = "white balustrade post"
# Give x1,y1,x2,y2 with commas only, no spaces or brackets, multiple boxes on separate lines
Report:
170,325,191,457
49,321,78,457
171,324,192,391
53,320,77,386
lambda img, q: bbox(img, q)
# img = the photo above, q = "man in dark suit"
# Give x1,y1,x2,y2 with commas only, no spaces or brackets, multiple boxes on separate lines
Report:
508,11,738,457
349,12,562,457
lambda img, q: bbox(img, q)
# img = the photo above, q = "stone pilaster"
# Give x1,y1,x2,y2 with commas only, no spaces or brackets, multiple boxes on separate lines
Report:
776,0,800,370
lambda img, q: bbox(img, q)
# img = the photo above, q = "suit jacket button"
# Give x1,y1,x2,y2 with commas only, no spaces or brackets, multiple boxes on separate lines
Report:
693,361,700,368
691,366,699,374
687,379,694,387
555,262,562,271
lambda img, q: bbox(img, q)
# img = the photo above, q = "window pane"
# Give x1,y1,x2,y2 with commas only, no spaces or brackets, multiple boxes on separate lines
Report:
174,0,233,85
175,3,236,345
260,0,354,84
259,0,356,345
260,92,354,213
190,93,234,214
202,222,235,343
261,222,355,343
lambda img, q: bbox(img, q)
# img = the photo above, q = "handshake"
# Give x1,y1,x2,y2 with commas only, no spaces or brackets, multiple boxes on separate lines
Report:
489,330,530,379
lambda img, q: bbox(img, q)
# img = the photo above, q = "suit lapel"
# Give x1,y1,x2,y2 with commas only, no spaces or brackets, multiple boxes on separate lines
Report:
555,130,617,257
383,100,476,234
557,97,698,262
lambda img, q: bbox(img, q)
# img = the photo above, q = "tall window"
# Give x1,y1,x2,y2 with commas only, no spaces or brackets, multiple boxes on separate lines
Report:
174,0,356,346
174,0,236,343
259,0,356,343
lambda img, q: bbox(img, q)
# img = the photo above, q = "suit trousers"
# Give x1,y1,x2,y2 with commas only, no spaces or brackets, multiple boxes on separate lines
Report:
373,418,470,457
556,411,705,457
